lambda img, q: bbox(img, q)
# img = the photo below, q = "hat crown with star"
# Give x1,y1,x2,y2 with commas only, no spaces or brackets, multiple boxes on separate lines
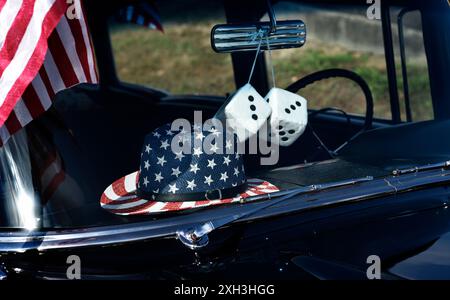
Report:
137,123,247,202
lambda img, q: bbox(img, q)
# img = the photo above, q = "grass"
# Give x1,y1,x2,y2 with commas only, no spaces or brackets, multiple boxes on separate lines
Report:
111,21,433,121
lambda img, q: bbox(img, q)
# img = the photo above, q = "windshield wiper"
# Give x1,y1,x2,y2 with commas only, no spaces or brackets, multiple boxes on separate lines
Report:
177,161,450,250
177,176,374,250
392,160,450,176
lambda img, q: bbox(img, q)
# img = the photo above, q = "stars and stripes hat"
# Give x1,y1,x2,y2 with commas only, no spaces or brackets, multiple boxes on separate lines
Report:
101,123,279,215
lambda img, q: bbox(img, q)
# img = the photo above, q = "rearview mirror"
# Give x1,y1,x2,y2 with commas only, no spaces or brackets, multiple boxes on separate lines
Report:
211,20,306,53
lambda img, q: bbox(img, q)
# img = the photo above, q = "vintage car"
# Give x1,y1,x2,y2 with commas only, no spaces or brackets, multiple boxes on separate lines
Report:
0,0,450,280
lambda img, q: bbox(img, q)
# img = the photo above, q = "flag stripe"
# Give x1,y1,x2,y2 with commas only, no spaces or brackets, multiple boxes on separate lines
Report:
42,171,65,201
79,4,97,82
0,124,9,142
124,172,138,193
103,199,150,212
0,0,35,72
67,13,91,82
101,177,280,215
41,159,62,189
22,84,45,119
47,30,78,88
42,50,66,92
0,0,24,50
4,111,21,134
0,0,65,126
32,74,52,110
37,152,58,177
38,67,56,99
0,0,8,14
55,17,87,83
13,98,33,126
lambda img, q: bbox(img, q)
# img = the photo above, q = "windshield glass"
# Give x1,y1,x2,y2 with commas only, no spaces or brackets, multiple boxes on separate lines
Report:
111,1,234,96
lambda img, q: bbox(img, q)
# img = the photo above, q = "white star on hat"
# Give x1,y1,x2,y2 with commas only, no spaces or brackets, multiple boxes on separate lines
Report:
195,131,205,140
193,147,203,157
154,172,164,182
190,163,200,174
226,140,233,150
220,172,229,182
171,167,182,177
207,159,217,169
204,175,214,186
166,129,174,136
175,151,185,162
223,156,231,166
210,143,219,153
234,167,240,176
160,139,170,150
157,156,167,166
143,177,149,186
145,144,152,154
186,179,197,191
168,184,179,194
144,160,150,170
153,131,161,138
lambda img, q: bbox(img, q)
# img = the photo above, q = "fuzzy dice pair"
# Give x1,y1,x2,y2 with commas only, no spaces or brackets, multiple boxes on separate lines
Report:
224,84,308,146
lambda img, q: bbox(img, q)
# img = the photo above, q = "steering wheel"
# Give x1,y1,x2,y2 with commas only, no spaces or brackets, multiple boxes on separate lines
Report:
286,68,374,157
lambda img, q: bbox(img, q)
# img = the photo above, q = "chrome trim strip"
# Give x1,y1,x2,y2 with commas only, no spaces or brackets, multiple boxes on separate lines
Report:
1,168,450,253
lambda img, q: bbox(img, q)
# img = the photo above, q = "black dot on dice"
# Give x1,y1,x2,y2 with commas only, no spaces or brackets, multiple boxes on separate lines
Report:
281,137,289,142
250,105,256,111
290,105,296,110
285,109,291,114
266,98,270,103
252,114,258,120
279,131,286,136
278,125,284,130
248,95,254,102
179,142,184,147
288,130,296,134
296,101,302,107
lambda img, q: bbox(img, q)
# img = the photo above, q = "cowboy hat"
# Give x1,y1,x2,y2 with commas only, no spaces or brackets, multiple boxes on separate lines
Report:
101,123,279,215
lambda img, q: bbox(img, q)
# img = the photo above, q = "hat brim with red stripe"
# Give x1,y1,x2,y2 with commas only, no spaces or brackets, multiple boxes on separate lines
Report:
101,171,279,216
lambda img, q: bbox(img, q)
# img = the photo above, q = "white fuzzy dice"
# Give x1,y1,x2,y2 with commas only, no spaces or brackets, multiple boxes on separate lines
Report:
224,83,272,142
265,88,308,147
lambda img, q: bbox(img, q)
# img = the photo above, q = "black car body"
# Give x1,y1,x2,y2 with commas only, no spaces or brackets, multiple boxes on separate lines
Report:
1,0,450,280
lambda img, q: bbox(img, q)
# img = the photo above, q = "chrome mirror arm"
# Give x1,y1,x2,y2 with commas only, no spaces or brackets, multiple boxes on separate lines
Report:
266,0,277,33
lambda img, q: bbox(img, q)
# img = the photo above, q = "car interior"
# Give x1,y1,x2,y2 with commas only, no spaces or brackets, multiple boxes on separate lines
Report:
1,0,450,229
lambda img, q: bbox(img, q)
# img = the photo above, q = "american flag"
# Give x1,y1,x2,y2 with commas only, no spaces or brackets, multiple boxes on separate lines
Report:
117,0,163,31
0,0,97,147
